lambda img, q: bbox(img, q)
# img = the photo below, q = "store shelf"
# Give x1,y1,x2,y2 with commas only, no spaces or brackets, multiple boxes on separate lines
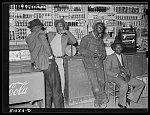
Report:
9,3,148,57
9,45,28,51
14,10,53,12
55,11,84,13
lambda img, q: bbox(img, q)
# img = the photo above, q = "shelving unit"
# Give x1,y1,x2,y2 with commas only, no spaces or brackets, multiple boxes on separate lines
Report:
9,3,148,61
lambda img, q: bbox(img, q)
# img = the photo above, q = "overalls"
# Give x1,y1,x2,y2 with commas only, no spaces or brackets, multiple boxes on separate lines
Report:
80,33,108,106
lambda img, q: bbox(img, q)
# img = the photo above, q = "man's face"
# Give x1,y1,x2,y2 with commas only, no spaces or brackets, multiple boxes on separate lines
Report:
114,44,123,55
56,22,64,32
95,23,104,34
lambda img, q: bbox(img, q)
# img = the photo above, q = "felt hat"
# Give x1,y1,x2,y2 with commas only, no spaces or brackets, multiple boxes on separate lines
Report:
54,18,67,29
92,19,104,29
111,36,125,51
27,19,44,29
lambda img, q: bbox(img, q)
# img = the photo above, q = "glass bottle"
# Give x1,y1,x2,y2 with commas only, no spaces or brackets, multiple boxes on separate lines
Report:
21,4,24,9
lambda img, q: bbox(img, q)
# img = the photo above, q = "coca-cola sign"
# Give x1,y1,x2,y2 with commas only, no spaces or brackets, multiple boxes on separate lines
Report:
9,81,30,96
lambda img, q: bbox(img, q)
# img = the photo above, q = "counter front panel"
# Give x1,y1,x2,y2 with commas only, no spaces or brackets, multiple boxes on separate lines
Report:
64,57,94,105
9,72,45,106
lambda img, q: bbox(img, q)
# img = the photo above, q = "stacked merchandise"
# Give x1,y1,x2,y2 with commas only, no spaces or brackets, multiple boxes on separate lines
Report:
9,4,148,61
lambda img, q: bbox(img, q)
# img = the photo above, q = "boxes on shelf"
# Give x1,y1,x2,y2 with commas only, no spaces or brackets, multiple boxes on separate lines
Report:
9,51,21,61
20,50,31,60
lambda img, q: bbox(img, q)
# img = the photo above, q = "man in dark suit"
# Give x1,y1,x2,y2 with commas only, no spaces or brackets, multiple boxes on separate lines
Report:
104,37,145,108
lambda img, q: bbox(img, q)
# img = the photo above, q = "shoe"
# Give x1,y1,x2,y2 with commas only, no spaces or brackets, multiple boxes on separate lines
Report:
100,103,107,108
126,98,131,106
118,103,127,109
127,93,134,100
103,97,109,104
94,100,107,108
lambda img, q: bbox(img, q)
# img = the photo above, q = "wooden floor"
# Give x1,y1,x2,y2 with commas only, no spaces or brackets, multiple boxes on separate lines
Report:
65,96,148,109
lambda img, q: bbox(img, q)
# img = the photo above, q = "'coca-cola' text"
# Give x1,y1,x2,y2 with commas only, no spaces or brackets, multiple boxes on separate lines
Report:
9,81,29,96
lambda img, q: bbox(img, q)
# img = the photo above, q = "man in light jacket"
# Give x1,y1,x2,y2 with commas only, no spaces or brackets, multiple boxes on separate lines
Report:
47,18,77,95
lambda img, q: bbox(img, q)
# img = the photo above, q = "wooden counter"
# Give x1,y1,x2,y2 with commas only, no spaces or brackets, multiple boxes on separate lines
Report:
64,56,94,106
124,51,148,77
64,52,148,105
9,60,41,74
124,51,148,98
9,51,147,107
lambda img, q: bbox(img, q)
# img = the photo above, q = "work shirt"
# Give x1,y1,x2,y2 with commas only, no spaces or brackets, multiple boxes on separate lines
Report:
50,33,63,57
115,53,123,66
47,31,77,56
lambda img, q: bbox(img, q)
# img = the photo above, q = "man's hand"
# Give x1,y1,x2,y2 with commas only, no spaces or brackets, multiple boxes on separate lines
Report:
31,62,37,69
93,53,103,59
60,30,68,34
120,72,126,78
125,74,131,82
118,73,126,81
93,53,99,58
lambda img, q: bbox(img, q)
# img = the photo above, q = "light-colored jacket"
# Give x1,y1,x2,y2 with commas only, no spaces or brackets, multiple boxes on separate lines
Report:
47,31,77,56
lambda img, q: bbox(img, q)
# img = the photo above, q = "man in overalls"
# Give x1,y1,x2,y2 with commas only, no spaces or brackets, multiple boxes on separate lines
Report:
25,19,64,108
79,20,108,108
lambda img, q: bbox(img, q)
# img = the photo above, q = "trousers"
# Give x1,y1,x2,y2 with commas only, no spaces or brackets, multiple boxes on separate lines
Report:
55,58,65,95
108,76,145,106
42,59,64,108
85,68,108,104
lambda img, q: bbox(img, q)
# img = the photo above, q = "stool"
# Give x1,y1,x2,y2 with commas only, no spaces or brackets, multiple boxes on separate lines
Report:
108,82,132,105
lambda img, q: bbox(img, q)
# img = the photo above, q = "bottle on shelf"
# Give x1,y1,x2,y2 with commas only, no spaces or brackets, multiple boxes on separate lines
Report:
20,4,24,9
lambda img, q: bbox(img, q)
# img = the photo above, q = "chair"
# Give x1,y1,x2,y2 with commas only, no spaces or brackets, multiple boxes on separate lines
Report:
103,60,132,105
103,60,133,104
103,60,119,104
107,82,132,105
107,82,119,104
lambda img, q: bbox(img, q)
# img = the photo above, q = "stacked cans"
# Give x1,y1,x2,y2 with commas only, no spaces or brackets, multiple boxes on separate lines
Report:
88,6,109,12
14,4,47,10
15,28,27,40
115,6,140,14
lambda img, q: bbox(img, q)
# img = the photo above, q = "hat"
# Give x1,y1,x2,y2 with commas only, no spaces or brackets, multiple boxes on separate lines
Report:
54,18,67,30
111,36,125,51
92,19,104,29
27,19,44,29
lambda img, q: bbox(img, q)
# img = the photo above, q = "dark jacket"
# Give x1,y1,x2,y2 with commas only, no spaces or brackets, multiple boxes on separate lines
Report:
26,29,52,70
79,32,106,69
105,53,131,78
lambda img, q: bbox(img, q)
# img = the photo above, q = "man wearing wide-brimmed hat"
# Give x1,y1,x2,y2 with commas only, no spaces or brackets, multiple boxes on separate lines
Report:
79,20,108,108
26,19,64,108
105,36,145,108
47,18,77,95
